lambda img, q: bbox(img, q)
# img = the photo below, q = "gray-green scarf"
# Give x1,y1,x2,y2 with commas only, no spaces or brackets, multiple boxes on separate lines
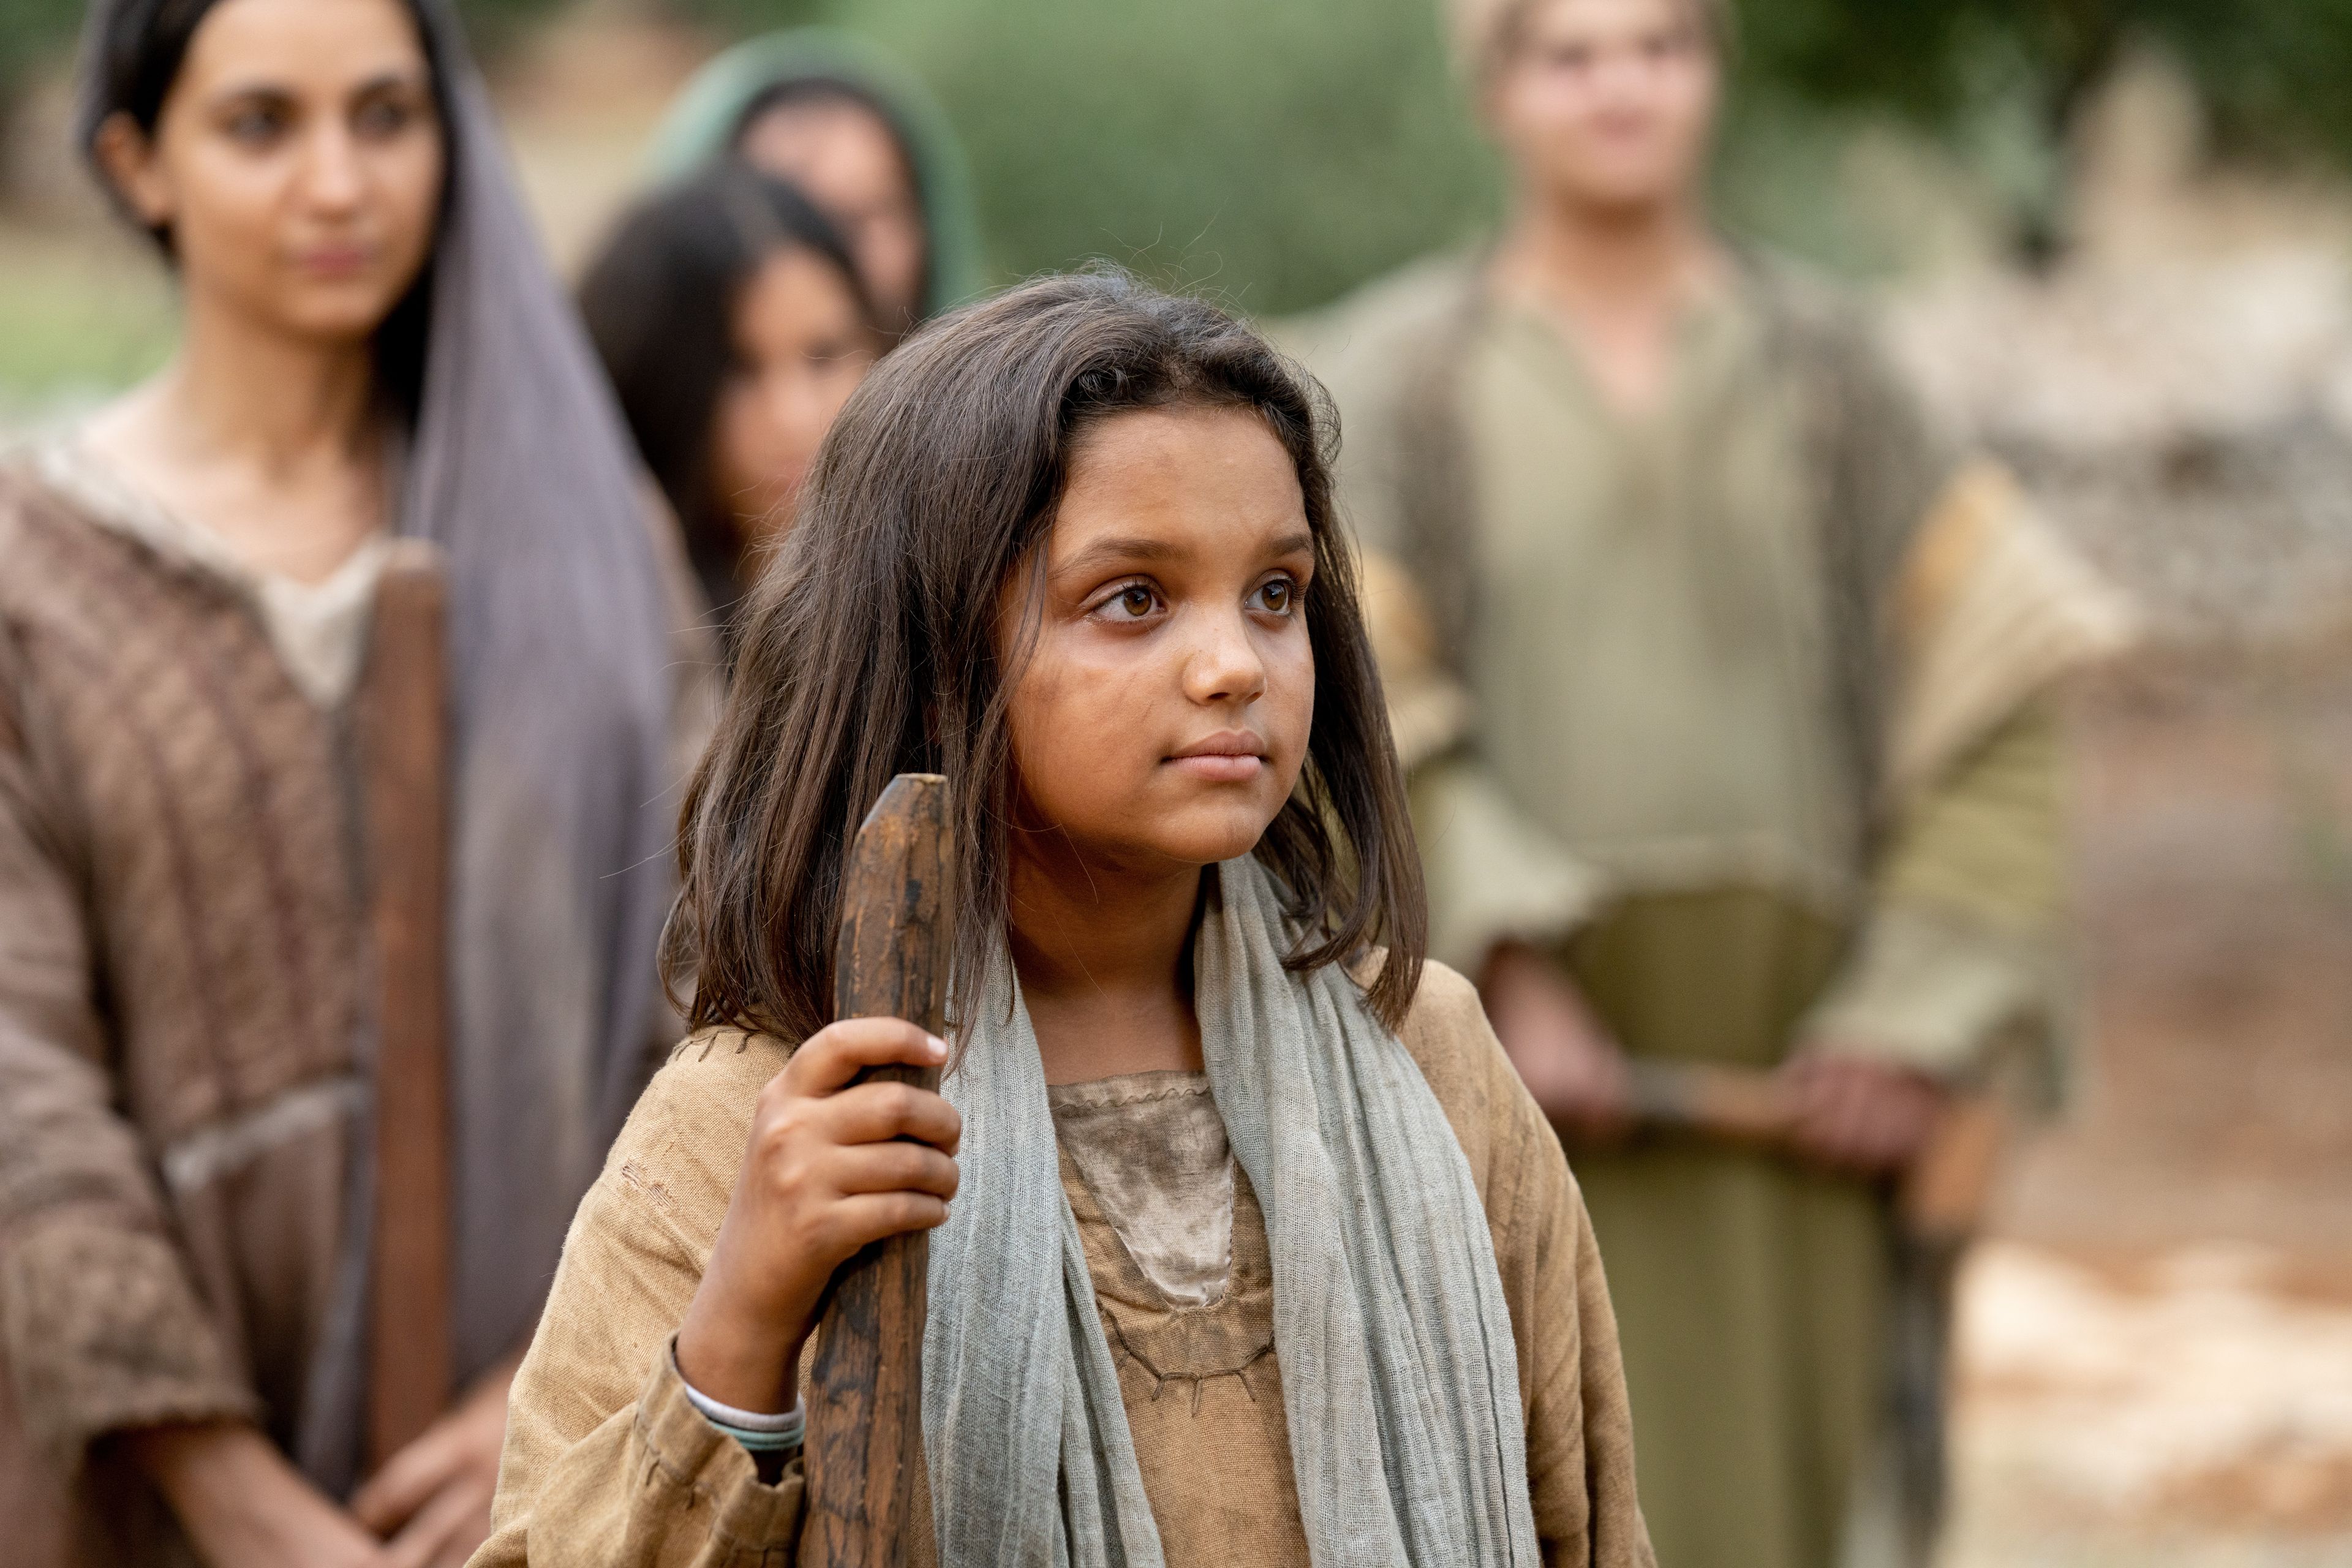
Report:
924,855,1540,1566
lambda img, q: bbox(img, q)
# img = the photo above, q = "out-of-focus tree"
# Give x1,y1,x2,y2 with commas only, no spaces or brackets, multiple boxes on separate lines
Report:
0,0,82,112
1741,0,2352,251
662,0,2352,311
843,0,1498,315
0,0,571,135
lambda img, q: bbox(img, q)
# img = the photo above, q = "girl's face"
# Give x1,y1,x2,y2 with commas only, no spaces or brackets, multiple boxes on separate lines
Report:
1487,0,1718,218
98,0,444,347
709,246,878,540
1003,405,1317,875
738,97,927,330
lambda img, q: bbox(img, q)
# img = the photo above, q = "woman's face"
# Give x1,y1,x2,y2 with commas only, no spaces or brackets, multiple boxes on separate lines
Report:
737,97,928,330
1001,405,1317,875
707,246,878,540
98,0,444,347
1487,0,1719,219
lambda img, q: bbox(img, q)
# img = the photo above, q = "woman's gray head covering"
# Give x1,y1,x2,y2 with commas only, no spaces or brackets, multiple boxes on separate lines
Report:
77,0,685,1477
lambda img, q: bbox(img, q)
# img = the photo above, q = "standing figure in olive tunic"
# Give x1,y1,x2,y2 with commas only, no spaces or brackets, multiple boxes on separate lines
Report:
1284,1,2132,1565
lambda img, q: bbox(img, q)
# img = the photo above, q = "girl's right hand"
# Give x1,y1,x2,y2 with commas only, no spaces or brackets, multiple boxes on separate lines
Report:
676,1017,960,1416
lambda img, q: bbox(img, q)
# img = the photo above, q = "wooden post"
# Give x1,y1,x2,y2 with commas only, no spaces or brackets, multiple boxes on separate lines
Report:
804,774,954,1568
359,542,455,1472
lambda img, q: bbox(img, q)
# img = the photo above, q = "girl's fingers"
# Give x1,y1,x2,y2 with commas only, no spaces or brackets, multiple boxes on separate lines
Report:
818,1080,963,1155
829,1191,952,1250
782,1017,948,1096
822,1141,961,1202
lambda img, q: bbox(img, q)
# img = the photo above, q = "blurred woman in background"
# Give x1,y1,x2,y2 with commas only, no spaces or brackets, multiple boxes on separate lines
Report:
582,165,881,639
0,0,699,1561
642,28,985,339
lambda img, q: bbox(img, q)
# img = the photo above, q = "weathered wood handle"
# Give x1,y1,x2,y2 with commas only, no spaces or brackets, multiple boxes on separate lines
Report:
1600,1061,2005,1241
360,541,454,1471
804,774,954,1568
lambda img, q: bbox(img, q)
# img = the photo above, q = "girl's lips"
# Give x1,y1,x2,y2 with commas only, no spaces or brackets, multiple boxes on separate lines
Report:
1166,733,1268,783
1167,753,1265,783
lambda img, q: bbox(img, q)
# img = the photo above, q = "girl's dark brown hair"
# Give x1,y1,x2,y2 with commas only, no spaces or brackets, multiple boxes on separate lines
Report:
666,268,1427,1039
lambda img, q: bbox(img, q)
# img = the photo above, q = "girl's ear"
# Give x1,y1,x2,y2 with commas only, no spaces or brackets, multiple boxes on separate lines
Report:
92,111,173,232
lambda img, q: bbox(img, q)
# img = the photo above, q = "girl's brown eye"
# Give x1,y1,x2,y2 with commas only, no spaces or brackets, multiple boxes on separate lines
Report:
1250,577,1296,615
1118,586,1155,617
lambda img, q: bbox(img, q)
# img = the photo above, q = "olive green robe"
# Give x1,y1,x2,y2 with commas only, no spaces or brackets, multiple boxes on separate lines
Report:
1284,254,2130,1568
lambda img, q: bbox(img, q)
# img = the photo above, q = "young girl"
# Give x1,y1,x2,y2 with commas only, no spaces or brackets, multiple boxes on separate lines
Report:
481,273,1653,1567
581,165,883,640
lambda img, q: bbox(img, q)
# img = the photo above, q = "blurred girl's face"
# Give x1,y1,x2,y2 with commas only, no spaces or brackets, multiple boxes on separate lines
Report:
737,98,928,329
1487,0,1719,218
1001,406,1317,875
708,247,878,539
98,0,444,347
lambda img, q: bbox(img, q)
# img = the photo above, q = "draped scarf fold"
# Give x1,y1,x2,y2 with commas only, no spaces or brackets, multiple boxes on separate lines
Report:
923,856,1540,1567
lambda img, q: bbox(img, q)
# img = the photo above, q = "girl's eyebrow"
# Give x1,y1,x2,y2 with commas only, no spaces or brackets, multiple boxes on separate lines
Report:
1054,530,1316,578
1052,534,1180,575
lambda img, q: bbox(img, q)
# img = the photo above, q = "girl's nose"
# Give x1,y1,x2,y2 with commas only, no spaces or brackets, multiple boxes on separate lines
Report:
1184,607,1270,706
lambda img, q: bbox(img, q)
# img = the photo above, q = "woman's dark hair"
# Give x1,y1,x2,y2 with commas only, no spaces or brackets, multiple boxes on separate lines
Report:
579,164,872,621
666,270,1427,1042
79,0,447,421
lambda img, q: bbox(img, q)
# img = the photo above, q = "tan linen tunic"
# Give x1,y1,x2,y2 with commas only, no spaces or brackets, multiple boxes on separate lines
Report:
476,962,1653,1568
1284,255,2132,1568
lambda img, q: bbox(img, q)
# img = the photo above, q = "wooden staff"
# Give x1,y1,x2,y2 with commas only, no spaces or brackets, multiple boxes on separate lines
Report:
358,541,455,1471
1609,1061,2007,1245
804,774,954,1568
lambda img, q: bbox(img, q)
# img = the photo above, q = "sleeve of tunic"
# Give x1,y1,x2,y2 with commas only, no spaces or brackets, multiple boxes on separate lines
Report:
480,1036,805,1567
0,612,259,1472
1793,302,2108,1082
1400,964,1656,1568
1801,701,2065,1077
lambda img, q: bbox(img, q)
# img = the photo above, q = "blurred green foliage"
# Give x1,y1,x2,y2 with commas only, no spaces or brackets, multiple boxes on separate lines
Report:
6,0,2351,320
0,0,570,115
669,0,2352,311
0,0,83,105
844,0,1499,314
1739,0,2352,249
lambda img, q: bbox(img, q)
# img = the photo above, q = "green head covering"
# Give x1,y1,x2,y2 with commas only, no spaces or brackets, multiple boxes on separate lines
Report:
644,28,986,320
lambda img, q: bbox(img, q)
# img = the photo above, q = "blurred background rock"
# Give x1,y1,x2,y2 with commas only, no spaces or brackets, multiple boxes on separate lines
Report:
4,2,2351,1563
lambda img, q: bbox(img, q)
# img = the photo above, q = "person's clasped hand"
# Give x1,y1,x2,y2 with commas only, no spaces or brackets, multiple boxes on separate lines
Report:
1479,940,1635,1140
1777,1050,1948,1176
